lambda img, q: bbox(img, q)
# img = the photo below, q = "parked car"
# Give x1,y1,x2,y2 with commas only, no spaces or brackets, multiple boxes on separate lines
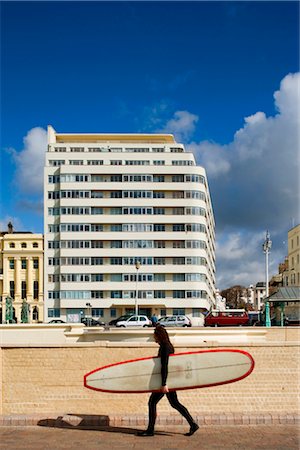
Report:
109,315,132,326
204,309,249,327
157,315,192,327
115,315,152,328
81,318,105,327
48,319,66,324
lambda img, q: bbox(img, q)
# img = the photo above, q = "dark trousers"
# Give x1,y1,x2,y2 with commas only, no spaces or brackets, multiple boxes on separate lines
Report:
147,391,195,432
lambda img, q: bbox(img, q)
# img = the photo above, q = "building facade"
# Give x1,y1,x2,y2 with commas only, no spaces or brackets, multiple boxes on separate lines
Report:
269,224,300,290
286,224,300,286
44,126,216,324
0,224,44,323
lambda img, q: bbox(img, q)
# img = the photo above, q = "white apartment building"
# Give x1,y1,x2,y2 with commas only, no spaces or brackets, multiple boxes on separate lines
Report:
44,126,215,324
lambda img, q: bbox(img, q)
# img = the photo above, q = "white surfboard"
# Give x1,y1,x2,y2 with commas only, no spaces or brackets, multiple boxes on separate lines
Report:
84,349,254,393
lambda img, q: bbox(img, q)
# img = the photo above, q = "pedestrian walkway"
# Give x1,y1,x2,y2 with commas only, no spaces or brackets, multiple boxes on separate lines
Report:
0,424,299,450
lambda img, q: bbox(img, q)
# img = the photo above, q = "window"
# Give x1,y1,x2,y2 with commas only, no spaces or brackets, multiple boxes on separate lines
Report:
110,309,117,318
153,160,165,165
173,308,185,315
153,175,165,182
9,243,15,248
172,175,184,182
173,224,185,232
9,259,15,269
193,309,201,317
154,290,166,299
154,274,165,281
173,207,184,215
21,281,27,299
160,309,166,316
91,191,103,198
111,241,122,248
110,208,122,215
33,281,39,299
110,257,122,265
110,160,122,165
69,160,83,165
21,243,27,248
91,224,103,232
33,242,39,248
154,224,165,232
111,274,122,282
10,280,15,298
33,259,39,269
153,208,165,215
48,308,60,318
21,259,27,269
154,240,165,248
173,291,185,298
92,308,104,317
173,274,185,281
111,224,122,232
111,291,122,299
153,191,165,198
87,160,103,165
110,191,122,198
173,257,185,265
154,257,165,265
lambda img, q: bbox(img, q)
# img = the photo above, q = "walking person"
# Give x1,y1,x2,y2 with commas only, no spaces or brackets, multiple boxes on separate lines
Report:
137,325,199,437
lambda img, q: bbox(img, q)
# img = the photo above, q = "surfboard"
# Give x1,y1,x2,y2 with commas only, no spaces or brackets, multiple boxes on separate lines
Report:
84,349,255,393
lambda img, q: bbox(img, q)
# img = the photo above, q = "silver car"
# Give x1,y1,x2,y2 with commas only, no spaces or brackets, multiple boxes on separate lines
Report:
116,315,152,328
157,315,192,327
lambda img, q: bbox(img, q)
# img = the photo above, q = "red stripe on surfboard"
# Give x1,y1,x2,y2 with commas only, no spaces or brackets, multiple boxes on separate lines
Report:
83,349,255,393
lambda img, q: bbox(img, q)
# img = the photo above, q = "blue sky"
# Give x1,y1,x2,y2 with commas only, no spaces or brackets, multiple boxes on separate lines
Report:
1,1,299,289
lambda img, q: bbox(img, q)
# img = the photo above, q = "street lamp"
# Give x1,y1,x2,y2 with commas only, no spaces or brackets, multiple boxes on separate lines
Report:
262,231,272,327
86,302,92,326
135,260,141,316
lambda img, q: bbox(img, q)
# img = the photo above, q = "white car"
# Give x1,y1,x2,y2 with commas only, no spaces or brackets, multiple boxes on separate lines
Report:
157,315,192,327
115,315,152,328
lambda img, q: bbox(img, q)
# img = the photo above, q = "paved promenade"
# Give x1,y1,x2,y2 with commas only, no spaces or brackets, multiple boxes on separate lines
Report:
0,424,299,450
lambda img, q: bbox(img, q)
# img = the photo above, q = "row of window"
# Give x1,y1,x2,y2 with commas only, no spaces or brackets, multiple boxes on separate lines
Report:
48,174,205,184
48,256,207,266
48,190,206,200
48,239,207,249
49,159,194,166
48,223,206,233
52,147,184,153
9,259,39,269
8,242,39,249
48,290,207,299
48,273,206,283
9,280,39,299
48,206,206,216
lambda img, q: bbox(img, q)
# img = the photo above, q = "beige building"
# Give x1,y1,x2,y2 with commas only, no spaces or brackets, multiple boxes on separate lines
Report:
286,224,300,286
0,223,44,323
270,224,300,289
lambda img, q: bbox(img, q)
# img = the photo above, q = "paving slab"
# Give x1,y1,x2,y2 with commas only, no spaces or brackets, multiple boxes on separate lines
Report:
0,424,299,450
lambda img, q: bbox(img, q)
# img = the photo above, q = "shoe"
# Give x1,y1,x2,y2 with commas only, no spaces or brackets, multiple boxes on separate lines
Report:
184,423,199,436
137,430,154,436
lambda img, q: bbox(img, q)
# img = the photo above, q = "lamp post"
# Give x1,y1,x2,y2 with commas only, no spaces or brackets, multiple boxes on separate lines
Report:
135,260,141,316
262,231,272,327
85,302,92,326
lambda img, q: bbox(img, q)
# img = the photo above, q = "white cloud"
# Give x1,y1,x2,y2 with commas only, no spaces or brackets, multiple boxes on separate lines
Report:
159,110,199,142
191,72,300,233
9,127,47,195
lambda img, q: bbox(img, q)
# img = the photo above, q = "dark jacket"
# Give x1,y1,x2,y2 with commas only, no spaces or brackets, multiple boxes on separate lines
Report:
158,342,174,386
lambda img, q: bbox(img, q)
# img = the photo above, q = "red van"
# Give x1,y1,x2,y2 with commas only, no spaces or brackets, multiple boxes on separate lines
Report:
204,309,249,327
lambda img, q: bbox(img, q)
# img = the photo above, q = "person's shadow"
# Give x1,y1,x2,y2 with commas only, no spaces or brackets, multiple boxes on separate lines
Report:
37,414,173,435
